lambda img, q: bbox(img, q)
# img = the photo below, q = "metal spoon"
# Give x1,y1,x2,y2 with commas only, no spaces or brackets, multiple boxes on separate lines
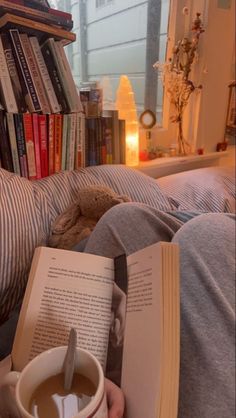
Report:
63,328,77,391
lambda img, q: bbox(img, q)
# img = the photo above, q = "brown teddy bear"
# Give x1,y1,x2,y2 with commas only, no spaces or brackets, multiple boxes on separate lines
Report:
48,185,131,250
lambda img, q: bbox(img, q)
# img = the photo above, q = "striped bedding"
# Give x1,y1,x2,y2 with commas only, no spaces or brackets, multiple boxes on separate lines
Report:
0,164,235,324
0,165,173,324
156,166,235,213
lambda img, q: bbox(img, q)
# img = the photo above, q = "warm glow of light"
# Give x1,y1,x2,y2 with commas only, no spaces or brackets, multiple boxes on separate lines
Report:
116,75,139,166
126,133,139,166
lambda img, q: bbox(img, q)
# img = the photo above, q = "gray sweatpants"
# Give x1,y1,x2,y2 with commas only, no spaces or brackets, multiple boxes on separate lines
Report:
84,203,235,418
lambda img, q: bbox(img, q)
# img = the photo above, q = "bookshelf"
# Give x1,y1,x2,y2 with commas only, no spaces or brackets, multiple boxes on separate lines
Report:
0,2,127,179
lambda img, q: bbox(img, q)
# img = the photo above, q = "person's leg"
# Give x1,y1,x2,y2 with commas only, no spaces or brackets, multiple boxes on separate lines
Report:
84,202,183,257
172,213,235,418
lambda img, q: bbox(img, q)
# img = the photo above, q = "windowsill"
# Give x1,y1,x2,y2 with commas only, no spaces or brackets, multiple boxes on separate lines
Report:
134,151,229,178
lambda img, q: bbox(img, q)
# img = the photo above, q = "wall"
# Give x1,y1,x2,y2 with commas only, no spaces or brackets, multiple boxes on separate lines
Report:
192,0,235,152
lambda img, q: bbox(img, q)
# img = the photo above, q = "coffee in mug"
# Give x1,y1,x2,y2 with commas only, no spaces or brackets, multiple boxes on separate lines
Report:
1,346,108,418
28,371,96,418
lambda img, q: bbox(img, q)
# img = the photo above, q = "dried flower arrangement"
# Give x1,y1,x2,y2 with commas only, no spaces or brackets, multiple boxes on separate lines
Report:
154,12,204,155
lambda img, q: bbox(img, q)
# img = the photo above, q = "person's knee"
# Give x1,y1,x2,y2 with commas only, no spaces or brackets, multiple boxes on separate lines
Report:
173,213,235,250
98,202,146,227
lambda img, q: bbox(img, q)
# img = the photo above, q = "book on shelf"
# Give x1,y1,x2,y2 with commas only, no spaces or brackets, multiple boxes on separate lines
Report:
22,112,37,180
11,241,180,418
0,13,76,45
74,111,86,169
48,113,55,176
54,113,63,173
61,113,68,171
38,113,48,178
19,33,51,114
0,0,73,30
13,113,28,178
32,113,41,179
5,112,21,175
0,35,18,113
0,110,14,172
9,29,42,113
85,117,97,167
29,36,61,114
65,112,76,170
44,38,82,113
101,115,113,164
119,119,126,165
0,33,27,113
41,39,70,114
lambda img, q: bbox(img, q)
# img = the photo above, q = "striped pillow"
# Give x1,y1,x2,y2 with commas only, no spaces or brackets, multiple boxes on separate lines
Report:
0,165,173,323
156,166,235,213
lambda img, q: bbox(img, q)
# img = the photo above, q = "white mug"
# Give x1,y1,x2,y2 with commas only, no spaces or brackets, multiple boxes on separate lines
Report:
1,346,108,418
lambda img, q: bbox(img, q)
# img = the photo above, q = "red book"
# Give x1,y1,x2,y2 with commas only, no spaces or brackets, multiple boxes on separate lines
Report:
48,113,55,176
38,114,48,178
23,113,37,180
32,113,42,179
54,114,63,173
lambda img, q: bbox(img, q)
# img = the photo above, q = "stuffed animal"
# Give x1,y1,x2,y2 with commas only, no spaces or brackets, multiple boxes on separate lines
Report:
48,185,131,250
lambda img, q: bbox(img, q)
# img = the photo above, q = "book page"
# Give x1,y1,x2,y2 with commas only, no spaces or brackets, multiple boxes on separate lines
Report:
121,241,179,418
12,247,114,371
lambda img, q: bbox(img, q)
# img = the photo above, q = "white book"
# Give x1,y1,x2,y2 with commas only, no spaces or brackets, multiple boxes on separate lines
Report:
19,33,50,115
11,241,180,418
6,113,21,175
29,36,61,114
45,38,82,113
55,40,83,112
0,36,18,113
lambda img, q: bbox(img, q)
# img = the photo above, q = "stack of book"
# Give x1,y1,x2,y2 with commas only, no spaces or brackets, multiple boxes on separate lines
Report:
0,3,126,179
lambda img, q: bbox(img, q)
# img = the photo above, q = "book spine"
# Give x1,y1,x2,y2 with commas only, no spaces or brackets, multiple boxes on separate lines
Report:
38,114,48,178
41,41,70,114
54,41,82,112
32,113,41,179
29,36,61,114
6,112,21,175
0,110,14,172
75,112,85,169
65,113,76,170
0,1,73,30
45,38,75,112
48,113,55,176
119,119,126,164
9,29,41,112
19,33,50,114
54,113,63,173
22,112,37,180
0,36,18,113
13,113,29,178
86,118,97,166
61,113,68,171
101,116,113,164
111,110,120,164
0,33,27,113
38,115,48,177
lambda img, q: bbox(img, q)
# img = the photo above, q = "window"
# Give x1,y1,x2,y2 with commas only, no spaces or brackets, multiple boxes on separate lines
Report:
96,0,113,8
49,0,170,125
49,1,235,154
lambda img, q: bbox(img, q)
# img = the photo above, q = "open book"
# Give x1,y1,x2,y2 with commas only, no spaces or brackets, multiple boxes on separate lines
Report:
12,242,180,418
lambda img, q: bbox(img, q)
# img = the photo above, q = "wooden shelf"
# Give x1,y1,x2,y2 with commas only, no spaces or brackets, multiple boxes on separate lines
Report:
0,13,76,45
134,151,229,178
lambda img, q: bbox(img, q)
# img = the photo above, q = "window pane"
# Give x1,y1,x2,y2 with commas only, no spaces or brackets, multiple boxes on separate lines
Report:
49,0,170,123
